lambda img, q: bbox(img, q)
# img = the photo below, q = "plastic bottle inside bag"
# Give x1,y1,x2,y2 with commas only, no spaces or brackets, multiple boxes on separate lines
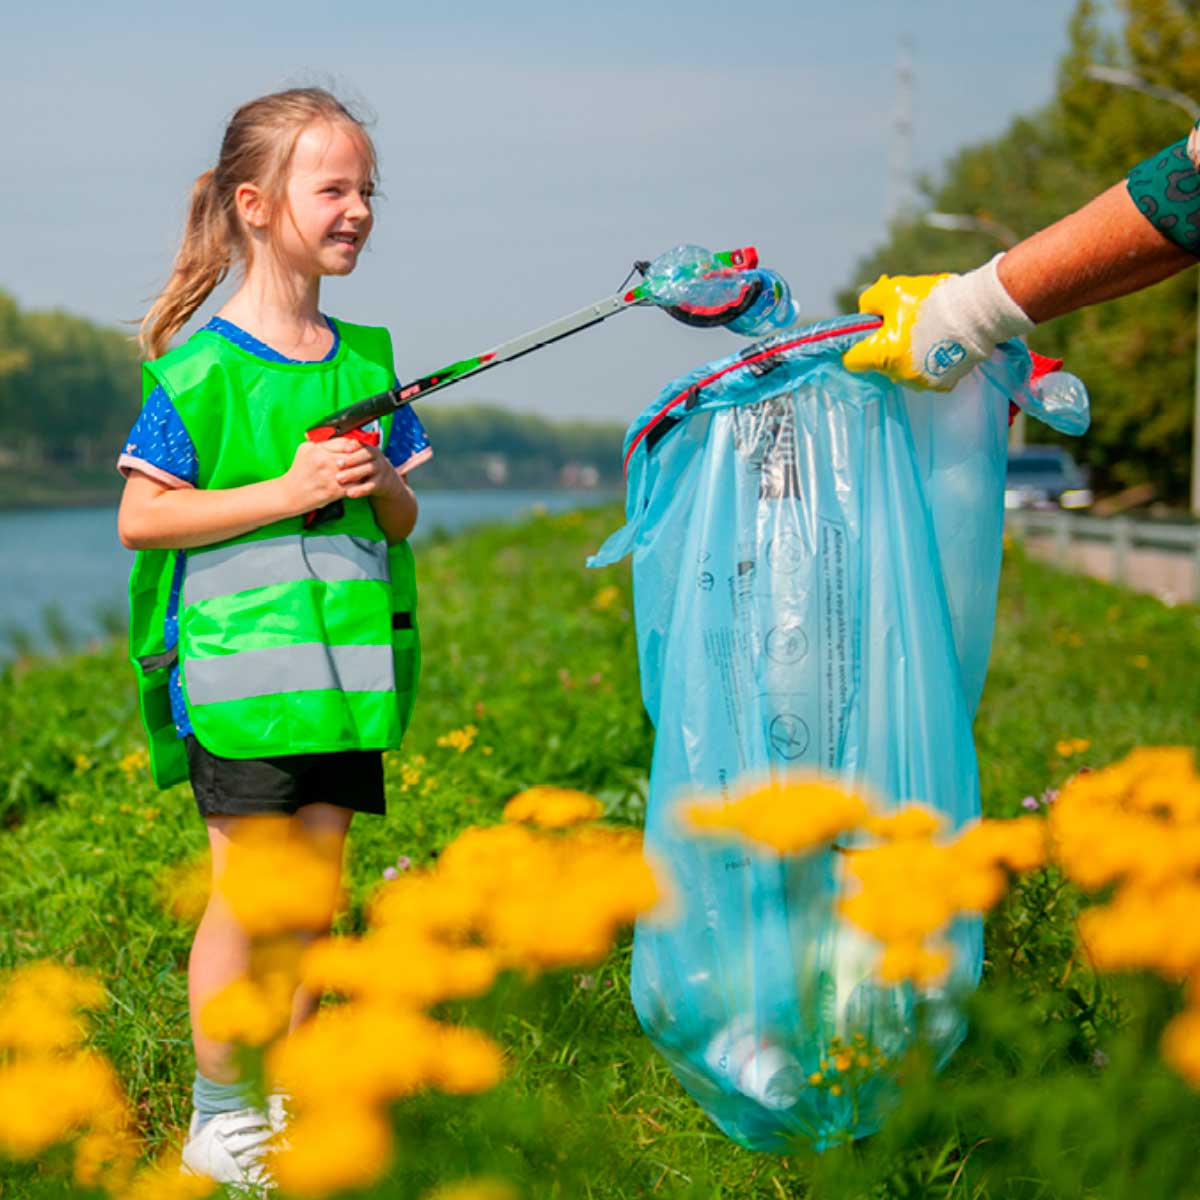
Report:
703,1015,804,1111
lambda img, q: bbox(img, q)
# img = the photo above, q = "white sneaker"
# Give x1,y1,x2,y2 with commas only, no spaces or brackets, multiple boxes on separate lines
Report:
181,1106,275,1189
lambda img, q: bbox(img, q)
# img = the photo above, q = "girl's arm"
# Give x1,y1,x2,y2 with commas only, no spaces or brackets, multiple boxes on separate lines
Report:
117,437,362,550
366,472,419,545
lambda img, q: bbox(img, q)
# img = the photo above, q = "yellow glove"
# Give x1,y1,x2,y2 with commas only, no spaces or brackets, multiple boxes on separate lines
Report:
843,256,1033,391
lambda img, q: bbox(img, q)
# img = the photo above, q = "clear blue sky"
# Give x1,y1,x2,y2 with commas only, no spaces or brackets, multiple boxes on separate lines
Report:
7,0,1089,420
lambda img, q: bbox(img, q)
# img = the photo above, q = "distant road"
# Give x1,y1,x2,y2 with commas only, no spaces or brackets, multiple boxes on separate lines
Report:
1011,513,1199,606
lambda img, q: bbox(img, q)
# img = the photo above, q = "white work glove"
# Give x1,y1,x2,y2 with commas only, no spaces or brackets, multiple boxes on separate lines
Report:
843,254,1034,391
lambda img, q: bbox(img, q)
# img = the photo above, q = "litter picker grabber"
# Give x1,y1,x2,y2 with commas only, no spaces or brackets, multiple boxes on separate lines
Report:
304,245,781,526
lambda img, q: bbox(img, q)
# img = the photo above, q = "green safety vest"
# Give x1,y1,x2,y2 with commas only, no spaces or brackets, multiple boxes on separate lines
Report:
128,319,420,789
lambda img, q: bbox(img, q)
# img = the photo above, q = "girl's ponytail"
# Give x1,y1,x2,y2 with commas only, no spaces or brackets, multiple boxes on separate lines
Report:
139,169,232,360
138,88,376,361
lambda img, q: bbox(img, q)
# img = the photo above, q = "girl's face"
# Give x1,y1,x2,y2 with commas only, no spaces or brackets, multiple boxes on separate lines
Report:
273,121,375,279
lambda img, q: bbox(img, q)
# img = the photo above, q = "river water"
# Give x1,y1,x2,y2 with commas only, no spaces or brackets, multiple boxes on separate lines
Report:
0,490,614,656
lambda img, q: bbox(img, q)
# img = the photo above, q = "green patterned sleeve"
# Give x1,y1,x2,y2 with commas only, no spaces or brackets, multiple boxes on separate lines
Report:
1126,136,1200,256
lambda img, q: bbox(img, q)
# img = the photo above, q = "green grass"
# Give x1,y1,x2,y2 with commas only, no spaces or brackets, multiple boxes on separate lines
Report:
1,508,1198,1199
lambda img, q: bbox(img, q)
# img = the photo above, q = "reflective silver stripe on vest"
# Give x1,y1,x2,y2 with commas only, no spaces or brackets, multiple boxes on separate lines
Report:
182,535,388,607
185,643,395,705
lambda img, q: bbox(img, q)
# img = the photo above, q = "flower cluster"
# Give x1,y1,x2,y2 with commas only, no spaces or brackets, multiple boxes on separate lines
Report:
216,818,346,937
687,774,1046,986
1048,748,1200,1083
805,1033,889,1098
1055,737,1091,759
164,794,660,1197
0,963,229,1197
685,752,1200,1092
437,724,479,753
502,786,603,829
0,963,140,1193
116,748,150,782
843,810,1045,984
686,778,870,855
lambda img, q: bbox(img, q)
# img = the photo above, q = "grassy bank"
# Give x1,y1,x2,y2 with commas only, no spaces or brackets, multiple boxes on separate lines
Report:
1,507,1198,1197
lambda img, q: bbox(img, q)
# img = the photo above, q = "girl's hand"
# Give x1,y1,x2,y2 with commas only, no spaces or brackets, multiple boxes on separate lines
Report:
281,437,358,514
333,441,403,500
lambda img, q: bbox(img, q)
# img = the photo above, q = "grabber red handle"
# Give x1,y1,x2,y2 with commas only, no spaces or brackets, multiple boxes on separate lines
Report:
303,426,381,529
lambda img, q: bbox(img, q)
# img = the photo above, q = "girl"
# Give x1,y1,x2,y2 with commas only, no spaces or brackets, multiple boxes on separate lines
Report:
117,88,428,1187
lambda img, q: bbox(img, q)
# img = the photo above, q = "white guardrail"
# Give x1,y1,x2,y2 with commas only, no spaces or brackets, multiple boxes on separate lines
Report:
1005,510,1200,604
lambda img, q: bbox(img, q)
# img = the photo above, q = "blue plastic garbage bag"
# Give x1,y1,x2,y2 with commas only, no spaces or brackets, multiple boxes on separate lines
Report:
589,315,1088,1152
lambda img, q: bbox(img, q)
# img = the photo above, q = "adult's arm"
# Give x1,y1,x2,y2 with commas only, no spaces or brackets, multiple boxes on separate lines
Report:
999,182,1195,323
844,138,1200,390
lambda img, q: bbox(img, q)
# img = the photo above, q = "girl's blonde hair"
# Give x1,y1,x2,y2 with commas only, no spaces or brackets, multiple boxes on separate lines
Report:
139,87,376,360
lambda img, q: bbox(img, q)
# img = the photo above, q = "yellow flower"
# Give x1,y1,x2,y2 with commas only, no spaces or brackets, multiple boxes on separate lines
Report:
0,1051,128,1158
117,748,150,781
200,972,294,1046
591,585,622,612
1050,748,1200,892
269,1104,392,1198
217,819,344,935
116,1158,217,1198
0,963,107,1052
158,854,212,924
1055,737,1091,759
865,805,945,841
428,1026,505,1094
267,1005,443,1109
502,787,603,829
437,725,478,753
72,1125,138,1191
686,776,871,855
302,934,498,1008
877,940,950,987
956,817,1047,875
423,1180,520,1200
1161,1009,1200,1087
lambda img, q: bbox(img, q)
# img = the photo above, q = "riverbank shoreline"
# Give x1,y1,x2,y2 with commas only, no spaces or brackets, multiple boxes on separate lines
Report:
0,481,619,513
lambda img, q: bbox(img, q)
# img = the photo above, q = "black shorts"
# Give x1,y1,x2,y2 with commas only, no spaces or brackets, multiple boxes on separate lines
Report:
185,736,386,818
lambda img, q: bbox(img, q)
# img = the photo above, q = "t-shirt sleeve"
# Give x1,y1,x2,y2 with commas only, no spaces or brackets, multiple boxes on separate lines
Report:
1125,136,1200,256
384,404,433,475
117,386,199,487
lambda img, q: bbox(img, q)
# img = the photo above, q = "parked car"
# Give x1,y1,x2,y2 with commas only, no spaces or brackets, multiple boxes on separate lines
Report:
1005,447,1093,511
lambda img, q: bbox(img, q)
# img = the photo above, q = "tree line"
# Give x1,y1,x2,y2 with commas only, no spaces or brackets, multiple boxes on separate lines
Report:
838,0,1200,503
0,291,625,497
